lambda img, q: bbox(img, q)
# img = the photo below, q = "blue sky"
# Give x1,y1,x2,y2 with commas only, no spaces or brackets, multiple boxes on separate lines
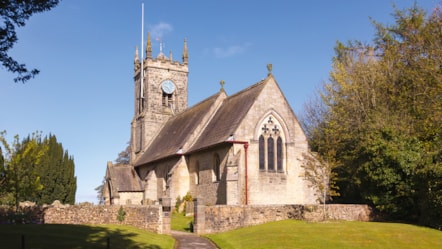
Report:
0,0,438,203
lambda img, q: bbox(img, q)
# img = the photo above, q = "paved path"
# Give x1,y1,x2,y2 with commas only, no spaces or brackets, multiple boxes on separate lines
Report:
171,230,218,249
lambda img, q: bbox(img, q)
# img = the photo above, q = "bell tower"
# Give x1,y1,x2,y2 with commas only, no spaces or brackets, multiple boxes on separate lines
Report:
131,33,189,163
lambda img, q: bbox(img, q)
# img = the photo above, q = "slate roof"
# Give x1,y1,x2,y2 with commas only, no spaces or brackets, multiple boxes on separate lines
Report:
135,75,270,166
188,77,268,152
135,92,224,166
107,164,143,192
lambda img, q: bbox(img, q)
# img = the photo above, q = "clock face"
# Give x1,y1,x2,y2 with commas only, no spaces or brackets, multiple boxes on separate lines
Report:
161,80,176,94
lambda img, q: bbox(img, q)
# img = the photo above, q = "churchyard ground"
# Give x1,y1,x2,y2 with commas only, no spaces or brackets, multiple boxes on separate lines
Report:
1,219,442,248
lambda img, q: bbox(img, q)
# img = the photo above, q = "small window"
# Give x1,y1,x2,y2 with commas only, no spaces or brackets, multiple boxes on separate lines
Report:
135,123,143,153
213,154,221,182
195,161,200,185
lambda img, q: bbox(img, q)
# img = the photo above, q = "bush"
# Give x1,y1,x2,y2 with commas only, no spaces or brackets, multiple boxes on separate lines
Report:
116,206,126,222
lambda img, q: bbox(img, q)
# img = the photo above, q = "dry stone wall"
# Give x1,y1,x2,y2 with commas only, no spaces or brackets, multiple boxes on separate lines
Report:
194,202,372,234
44,204,164,233
303,204,372,222
2,202,372,235
200,205,304,234
0,203,166,234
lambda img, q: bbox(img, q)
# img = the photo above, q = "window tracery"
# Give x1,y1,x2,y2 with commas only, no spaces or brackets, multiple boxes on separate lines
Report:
258,115,284,173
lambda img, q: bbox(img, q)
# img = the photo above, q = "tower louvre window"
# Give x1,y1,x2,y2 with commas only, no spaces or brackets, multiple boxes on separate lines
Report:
162,92,173,107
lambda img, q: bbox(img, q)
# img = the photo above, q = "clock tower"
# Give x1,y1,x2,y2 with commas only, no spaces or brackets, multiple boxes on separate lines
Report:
131,33,189,163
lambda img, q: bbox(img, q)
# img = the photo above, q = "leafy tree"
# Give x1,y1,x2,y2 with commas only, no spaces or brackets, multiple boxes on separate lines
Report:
0,131,46,208
301,151,339,220
302,152,339,204
115,144,130,164
0,0,61,83
300,4,442,228
0,145,6,200
300,93,340,218
94,177,105,204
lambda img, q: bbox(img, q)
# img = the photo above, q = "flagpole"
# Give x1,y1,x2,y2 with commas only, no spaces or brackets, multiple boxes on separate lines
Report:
140,2,144,100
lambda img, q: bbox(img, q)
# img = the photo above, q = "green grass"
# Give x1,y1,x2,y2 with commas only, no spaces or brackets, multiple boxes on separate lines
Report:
0,224,175,249
206,220,442,249
2,220,441,249
171,212,193,232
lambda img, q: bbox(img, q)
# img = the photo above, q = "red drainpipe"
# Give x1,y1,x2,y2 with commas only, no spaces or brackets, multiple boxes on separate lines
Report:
226,140,249,205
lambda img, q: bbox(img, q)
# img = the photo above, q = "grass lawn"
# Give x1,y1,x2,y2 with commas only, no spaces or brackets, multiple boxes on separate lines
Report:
171,212,193,232
2,220,441,249
206,220,442,249
0,224,175,249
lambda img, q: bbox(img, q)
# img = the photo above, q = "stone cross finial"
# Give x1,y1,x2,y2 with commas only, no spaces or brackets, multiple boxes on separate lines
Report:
267,63,273,75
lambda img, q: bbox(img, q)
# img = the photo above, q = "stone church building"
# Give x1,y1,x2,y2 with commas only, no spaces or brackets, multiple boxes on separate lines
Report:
102,35,318,206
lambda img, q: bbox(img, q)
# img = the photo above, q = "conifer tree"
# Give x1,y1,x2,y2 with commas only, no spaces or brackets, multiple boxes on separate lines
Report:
36,135,76,205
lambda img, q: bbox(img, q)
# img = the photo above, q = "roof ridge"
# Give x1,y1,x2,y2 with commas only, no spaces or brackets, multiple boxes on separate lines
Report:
169,91,223,120
226,75,270,100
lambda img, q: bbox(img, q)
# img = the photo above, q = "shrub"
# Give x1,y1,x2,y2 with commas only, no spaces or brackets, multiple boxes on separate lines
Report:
116,206,126,222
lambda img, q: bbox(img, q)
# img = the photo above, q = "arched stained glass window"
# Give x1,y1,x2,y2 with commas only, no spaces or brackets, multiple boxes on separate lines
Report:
277,136,283,172
267,136,274,171
259,135,265,171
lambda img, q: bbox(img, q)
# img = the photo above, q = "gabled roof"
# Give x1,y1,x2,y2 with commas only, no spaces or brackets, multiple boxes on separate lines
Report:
107,163,142,192
135,74,271,166
188,77,268,152
135,92,225,166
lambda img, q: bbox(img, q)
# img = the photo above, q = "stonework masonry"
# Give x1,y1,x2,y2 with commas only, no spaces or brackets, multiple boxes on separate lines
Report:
0,203,167,234
2,203,371,235
193,201,372,234
44,204,165,233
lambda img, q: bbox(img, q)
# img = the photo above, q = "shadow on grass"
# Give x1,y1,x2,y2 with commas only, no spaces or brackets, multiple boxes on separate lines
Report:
0,224,166,249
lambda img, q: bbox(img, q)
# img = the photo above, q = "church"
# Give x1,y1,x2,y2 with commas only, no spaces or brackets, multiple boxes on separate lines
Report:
102,34,318,207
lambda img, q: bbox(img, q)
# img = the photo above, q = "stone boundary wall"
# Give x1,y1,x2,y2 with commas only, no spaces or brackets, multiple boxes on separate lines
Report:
0,204,167,234
2,203,371,235
194,203,372,234
303,204,372,222
44,204,165,233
